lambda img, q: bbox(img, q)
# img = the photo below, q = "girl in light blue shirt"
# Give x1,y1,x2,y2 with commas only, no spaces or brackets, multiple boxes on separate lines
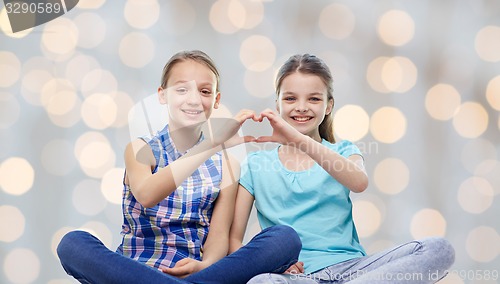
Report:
229,54,455,283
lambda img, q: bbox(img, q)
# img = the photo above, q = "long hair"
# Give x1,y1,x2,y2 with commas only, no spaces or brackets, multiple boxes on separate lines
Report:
275,54,335,143
160,50,220,92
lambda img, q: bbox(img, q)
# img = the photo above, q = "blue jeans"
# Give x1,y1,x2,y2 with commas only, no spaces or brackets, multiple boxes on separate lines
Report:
248,237,455,283
57,225,301,284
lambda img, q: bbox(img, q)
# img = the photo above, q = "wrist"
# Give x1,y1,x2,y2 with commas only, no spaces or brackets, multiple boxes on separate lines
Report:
199,259,213,270
195,140,222,155
293,134,313,152
297,135,324,156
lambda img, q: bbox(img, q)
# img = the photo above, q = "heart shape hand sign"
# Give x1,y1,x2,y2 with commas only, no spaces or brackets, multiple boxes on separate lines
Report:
207,109,302,149
3,0,79,33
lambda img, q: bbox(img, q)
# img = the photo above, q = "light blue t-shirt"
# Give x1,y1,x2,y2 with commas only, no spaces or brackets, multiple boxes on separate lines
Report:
239,139,366,274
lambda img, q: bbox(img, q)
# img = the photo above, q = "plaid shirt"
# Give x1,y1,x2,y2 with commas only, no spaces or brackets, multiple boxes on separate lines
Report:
117,124,223,269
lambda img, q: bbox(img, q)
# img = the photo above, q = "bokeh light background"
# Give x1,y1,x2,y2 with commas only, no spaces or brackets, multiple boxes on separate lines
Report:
1,0,499,283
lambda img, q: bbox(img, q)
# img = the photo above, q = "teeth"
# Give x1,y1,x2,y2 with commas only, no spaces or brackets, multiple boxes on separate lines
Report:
183,110,202,115
293,117,311,121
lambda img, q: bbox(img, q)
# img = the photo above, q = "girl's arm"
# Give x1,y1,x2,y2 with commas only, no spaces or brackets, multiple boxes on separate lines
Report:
229,180,305,274
258,109,368,193
296,136,368,193
162,153,241,277
228,185,255,254
199,153,240,266
125,110,258,208
125,138,222,207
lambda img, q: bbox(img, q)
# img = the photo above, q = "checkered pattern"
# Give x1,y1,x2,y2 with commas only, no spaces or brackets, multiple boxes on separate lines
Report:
117,125,222,269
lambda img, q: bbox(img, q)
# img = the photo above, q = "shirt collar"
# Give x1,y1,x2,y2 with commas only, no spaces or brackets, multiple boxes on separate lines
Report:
164,124,204,160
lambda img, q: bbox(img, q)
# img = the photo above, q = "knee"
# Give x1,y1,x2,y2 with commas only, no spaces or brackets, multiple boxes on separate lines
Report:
57,231,90,262
268,225,302,256
422,237,455,269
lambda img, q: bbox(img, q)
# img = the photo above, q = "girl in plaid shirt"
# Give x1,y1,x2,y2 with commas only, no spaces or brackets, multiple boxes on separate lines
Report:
57,50,301,284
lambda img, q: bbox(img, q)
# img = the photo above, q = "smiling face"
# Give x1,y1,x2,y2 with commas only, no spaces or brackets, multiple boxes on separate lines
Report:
159,59,220,129
277,72,333,140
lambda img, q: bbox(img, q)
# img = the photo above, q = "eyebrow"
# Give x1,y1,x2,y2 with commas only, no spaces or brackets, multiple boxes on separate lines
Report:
282,91,324,96
170,80,214,87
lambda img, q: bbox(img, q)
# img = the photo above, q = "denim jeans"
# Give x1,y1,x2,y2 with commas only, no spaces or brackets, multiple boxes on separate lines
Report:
248,237,455,284
57,225,301,284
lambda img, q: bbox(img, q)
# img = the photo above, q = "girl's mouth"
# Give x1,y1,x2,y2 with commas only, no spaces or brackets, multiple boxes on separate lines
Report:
292,116,313,122
182,110,203,115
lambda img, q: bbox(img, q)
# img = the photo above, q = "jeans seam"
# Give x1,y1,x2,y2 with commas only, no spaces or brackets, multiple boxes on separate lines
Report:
366,240,420,268
339,240,422,277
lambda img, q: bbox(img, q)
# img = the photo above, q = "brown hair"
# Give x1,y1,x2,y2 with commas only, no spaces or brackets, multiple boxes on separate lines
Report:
160,50,220,92
275,54,335,143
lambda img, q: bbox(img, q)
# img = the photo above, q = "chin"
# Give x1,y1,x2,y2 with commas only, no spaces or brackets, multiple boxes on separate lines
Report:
176,119,206,129
292,126,312,135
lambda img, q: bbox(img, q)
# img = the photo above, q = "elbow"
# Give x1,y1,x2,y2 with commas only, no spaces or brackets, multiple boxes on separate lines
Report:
351,176,369,193
138,195,159,208
132,188,158,208
140,200,157,209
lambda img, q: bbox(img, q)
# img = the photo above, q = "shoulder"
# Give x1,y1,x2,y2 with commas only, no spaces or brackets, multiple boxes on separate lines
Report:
240,149,276,178
139,125,172,159
336,139,356,148
124,138,156,167
322,138,353,146
136,124,170,147
125,138,150,155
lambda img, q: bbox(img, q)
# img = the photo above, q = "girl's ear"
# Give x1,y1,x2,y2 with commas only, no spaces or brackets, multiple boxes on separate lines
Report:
158,87,167,105
214,92,221,109
275,98,280,113
326,98,334,115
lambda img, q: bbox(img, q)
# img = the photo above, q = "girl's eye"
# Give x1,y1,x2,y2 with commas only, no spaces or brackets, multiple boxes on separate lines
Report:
310,97,322,101
200,89,212,96
284,97,295,101
176,87,188,94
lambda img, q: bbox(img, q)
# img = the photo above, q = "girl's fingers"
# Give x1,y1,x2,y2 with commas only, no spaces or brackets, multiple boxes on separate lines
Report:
236,110,257,124
162,258,192,276
284,261,305,274
261,108,277,116
260,110,279,123
259,110,272,117
296,262,305,273
255,136,276,143
253,112,263,122
285,264,300,274
242,135,257,143
163,267,188,277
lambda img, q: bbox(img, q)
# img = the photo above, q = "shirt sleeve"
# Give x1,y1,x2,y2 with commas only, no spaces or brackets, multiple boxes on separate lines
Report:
338,140,363,158
138,134,165,172
239,153,255,196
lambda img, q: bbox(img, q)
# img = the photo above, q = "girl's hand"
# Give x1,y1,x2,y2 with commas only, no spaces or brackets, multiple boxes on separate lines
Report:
208,109,259,148
256,109,303,145
284,261,305,274
161,258,207,278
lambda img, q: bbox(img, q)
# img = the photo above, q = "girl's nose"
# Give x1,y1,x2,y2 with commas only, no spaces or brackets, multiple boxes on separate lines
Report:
295,101,309,112
186,88,202,105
